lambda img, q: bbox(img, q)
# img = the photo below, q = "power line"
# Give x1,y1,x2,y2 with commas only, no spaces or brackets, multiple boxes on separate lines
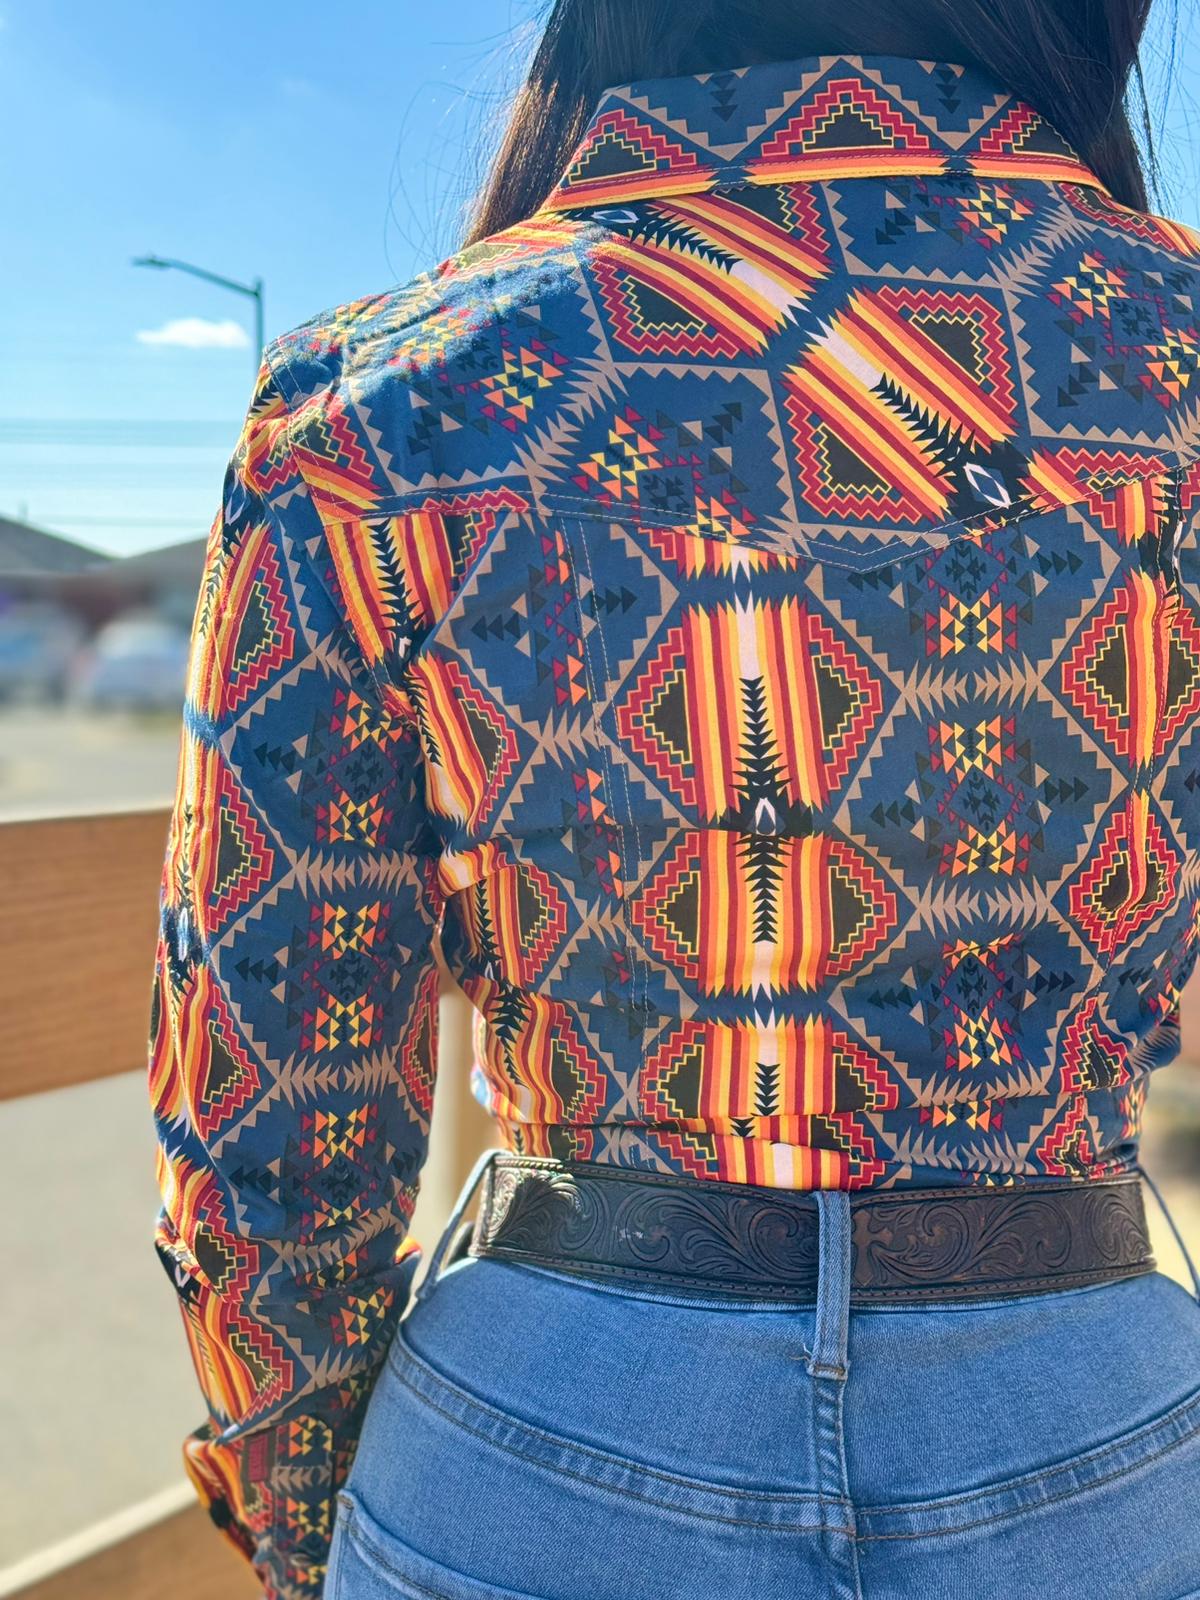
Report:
5,513,208,529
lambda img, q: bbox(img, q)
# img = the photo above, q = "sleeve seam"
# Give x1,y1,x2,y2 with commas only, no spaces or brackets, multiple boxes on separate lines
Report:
260,339,402,708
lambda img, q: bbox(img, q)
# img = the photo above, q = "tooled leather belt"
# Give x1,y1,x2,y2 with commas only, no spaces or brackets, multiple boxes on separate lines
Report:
460,1153,1156,1303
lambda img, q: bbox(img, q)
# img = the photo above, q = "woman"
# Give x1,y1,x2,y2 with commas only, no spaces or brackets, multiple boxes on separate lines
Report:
147,2,1200,1596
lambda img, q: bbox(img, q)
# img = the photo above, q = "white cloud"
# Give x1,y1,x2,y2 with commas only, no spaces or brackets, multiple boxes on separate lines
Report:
136,317,250,349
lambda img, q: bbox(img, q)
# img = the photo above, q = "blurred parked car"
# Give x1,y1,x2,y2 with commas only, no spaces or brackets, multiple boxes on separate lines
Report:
70,610,190,712
0,600,87,702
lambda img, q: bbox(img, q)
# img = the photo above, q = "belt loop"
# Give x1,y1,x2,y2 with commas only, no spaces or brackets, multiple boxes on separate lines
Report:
414,1147,499,1305
1137,1159,1200,1305
808,1191,853,1378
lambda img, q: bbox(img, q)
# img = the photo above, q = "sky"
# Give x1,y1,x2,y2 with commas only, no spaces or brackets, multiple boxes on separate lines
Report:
1,0,1199,558
0,0,537,555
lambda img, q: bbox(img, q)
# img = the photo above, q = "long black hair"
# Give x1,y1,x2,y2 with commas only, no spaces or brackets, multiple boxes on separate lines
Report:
464,0,1163,244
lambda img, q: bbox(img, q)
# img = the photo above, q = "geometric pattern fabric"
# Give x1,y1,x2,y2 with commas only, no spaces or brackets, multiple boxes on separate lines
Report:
147,52,1200,1597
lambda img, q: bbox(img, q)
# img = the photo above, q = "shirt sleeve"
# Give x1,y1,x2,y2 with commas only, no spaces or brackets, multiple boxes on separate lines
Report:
146,349,446,1599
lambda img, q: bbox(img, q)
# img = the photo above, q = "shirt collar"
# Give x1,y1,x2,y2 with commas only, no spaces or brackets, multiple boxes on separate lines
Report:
538,52,1108,212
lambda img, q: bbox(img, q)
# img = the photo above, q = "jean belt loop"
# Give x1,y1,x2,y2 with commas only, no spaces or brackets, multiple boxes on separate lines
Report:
808,1191,854,1378
414,1146,500,1304
1137,1159,1200,1305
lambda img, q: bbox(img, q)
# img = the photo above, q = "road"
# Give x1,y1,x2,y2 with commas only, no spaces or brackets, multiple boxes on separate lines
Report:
0,703,180,821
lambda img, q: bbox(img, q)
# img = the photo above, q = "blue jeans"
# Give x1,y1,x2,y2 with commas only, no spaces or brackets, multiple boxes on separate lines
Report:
326,1163,1200,1599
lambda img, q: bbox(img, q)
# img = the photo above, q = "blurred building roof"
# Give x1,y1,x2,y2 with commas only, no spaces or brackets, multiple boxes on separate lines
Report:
0,515,113,576
111,536,206,583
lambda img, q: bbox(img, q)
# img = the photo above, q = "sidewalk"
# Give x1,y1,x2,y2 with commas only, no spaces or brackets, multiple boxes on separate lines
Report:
0,997,485,1570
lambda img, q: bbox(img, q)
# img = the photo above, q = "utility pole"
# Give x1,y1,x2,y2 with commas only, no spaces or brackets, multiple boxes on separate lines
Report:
132,255,264,367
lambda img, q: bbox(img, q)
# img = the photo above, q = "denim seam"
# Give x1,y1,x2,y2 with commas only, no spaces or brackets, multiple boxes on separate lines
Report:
846,1278,1127,1314
859,1381,1200,1514
387,1329,847,1530
473,1244,821,1299
395,1364,849,1534
857,1387,1200,1539
858,1418,1200,1541
811,1375,863,1597
491,1257,815,1312
809,1192,862,1599
338,1499,493,1600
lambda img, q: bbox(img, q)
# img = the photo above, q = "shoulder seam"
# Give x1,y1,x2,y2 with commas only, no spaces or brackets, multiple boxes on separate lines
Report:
259,340,402,706
262,332,304,408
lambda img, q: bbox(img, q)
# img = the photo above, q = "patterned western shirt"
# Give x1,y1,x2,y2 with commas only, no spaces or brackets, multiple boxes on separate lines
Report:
148,51,1200,1597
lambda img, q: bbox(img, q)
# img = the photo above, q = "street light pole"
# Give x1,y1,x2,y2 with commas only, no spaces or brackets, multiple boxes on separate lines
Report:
132,254,265,368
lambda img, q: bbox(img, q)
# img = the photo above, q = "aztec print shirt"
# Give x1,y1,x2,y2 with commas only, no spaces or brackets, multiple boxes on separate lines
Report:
148,52,1200,1597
